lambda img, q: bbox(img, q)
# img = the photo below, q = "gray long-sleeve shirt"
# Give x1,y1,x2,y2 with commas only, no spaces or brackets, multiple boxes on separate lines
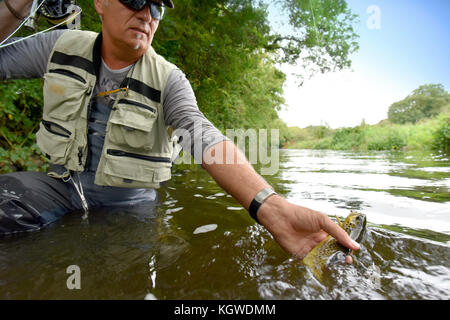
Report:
0,30,226,206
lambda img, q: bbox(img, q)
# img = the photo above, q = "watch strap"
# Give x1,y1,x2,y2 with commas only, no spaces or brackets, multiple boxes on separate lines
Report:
248,188,276,224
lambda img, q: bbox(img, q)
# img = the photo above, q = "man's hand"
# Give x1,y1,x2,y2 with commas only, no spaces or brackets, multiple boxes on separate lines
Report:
202,140,360,262
257,195,360,261
0,0,33,42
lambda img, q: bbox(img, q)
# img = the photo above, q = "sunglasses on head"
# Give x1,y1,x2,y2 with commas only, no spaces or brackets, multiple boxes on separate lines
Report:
119,0,166,20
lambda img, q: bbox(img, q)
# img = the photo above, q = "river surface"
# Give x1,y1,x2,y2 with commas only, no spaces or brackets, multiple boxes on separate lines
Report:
0,149,449,299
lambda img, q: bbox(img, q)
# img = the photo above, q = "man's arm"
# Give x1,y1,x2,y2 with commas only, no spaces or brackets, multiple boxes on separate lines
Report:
202,140,360,259
163,69,359,259
163,69,229,157
0,0,33,42
0,30,66,80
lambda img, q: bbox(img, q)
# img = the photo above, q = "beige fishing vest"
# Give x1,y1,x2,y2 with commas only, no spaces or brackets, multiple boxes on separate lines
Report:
36,30,177,188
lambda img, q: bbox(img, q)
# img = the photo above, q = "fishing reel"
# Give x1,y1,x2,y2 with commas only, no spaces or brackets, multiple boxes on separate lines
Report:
25,0,82,30
0,0,82,49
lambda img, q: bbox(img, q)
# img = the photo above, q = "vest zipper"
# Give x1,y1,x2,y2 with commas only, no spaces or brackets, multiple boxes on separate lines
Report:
42,120,72,138
82,87,95,170
117,99,156,113
107,149,171,163
78,147,83,166
49,69,87,84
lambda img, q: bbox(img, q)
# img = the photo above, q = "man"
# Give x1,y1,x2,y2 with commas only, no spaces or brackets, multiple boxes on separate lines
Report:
0,0,359,261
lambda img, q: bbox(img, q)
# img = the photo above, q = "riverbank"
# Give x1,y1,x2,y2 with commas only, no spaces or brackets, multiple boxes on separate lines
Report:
283,113,449,153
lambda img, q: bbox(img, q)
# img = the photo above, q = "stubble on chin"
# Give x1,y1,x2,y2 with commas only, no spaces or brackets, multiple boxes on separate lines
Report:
133,33,143,50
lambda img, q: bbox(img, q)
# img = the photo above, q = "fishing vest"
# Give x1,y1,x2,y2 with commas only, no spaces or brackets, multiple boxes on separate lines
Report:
36,30,177,188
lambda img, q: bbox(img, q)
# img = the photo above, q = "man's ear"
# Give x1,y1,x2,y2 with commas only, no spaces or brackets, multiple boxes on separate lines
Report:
94,0,105,17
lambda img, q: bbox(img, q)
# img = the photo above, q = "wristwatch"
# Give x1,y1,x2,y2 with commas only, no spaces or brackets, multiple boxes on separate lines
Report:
248,188,277,224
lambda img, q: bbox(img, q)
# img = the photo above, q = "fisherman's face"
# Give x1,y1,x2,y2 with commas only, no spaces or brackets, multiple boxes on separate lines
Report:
95,0,161,53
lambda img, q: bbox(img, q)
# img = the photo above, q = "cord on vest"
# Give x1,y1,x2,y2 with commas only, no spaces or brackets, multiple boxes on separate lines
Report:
96,87,129,97
64,171,89,220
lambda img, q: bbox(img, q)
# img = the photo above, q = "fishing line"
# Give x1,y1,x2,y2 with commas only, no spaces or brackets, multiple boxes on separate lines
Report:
0,0,45,48
309,0,324,47
0,2,82,49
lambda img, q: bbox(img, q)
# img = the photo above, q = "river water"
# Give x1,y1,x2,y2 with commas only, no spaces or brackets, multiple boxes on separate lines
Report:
0,149,449,299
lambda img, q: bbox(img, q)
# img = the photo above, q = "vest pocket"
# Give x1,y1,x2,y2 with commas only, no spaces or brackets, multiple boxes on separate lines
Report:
108,99,157,150
101,149,171,188
36,121,74,165
43,70,90,121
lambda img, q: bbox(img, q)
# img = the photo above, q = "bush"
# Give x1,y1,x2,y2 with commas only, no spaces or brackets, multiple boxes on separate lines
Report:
313,136,333,149
432,114,450,154
0,79,48,173
331,127,364,150
365,126,407,151
285,115,449,154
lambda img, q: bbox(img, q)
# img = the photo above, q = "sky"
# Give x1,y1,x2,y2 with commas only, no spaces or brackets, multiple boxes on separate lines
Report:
271,0,450,128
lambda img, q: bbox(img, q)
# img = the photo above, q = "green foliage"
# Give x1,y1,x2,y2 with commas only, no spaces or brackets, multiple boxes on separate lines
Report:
388,84,450,124
273,118,291,146
0,79,48,173
286,114,449,154
283,124,333,149
0,144,48,173
152,1,287,131
364,126,407,151
312,124,331,139
331,126,364,150
432,114,450,154
277,0,359,71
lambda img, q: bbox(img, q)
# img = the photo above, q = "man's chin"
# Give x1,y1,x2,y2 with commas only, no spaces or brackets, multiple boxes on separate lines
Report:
130,40,150,52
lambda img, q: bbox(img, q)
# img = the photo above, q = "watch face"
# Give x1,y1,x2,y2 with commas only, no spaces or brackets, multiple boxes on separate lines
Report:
255,188,276,203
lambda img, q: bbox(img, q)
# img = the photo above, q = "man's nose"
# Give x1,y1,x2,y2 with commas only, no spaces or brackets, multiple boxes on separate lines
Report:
135,4,152,22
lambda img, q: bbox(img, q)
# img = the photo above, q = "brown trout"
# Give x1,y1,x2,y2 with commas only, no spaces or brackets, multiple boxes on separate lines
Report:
303,212,366,282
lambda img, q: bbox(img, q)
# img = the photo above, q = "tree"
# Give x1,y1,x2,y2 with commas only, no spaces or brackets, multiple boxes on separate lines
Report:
271,0,359,80
153,0,359,128
388,84,450,124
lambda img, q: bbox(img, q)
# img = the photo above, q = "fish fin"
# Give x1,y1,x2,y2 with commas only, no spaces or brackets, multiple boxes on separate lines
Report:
335,215,343,228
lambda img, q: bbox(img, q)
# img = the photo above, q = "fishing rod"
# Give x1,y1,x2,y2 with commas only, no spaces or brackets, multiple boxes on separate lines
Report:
0,0,82,49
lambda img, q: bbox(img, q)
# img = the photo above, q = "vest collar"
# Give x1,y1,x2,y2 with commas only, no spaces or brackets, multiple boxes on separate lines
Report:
93,32,103,78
